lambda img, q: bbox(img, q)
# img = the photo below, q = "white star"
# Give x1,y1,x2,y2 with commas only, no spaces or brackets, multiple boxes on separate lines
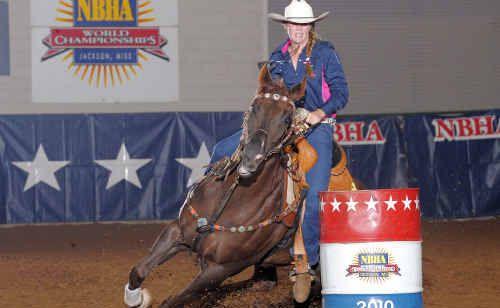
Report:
346,197,358,212
95,143,152,190
414,198,420,210
320,199,326,212
384,195,398,211
403,195,412,210
12,144,70,191
176,142,211,187
330,198,341,212
365,195,378,211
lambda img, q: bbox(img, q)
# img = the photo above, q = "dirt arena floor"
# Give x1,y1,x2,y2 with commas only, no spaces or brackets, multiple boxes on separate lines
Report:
0,219,499,308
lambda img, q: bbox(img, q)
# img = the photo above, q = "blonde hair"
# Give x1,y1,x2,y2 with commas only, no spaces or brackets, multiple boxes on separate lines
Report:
289,27,318,78
305,29,318,77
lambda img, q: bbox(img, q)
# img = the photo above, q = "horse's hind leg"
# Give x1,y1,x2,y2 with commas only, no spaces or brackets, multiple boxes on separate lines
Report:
124,221,187,307
160,261,248,308
249,248,292,291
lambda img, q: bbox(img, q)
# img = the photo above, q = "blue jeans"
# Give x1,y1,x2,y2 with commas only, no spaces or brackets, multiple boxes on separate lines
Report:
210,124,333,266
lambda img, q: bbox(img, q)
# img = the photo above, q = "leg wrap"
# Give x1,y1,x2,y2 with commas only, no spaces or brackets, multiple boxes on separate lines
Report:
124,283,142,307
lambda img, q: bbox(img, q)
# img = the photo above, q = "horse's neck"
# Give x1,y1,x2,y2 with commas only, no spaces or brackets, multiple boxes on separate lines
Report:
235,155,285,200
257,155,285,185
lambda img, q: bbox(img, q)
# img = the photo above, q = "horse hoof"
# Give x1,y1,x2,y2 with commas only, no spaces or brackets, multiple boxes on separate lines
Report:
139,289,152,308
124,285,152,308
292,273,312,303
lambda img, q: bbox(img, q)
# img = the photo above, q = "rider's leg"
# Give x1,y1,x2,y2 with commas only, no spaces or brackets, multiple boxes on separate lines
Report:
209,129,243,164
302,123,333,266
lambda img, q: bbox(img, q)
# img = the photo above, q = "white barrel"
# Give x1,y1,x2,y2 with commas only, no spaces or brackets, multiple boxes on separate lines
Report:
319,189,423,308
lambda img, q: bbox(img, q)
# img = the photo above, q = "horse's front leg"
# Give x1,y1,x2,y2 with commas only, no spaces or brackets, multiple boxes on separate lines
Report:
124,221,187,308
159,261,249,308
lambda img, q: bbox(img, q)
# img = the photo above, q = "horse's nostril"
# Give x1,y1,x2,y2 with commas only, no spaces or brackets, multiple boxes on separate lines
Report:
238,166,251,177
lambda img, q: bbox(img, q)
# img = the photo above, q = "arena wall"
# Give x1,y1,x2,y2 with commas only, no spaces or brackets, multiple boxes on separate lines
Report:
0,0,268,113
270,0,500,114
1,1,499,115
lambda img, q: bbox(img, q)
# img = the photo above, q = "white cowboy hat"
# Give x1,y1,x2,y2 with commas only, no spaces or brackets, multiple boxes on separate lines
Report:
268,0,329,24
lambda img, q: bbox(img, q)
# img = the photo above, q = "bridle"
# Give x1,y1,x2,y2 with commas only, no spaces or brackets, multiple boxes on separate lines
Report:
185,92,309,251
241,92,297,161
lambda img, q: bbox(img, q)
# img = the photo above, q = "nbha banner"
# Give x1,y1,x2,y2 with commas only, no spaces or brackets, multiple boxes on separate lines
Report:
31,0,179,103
0,110,498,224
405,110,500,218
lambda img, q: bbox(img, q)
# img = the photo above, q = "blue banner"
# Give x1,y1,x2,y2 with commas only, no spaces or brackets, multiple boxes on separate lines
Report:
0,113,243,224
0,1,9,75
0,110,498,224
405,110,500,219
335,116,408,190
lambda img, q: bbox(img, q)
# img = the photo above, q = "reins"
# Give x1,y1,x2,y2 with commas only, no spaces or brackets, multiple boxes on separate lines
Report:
185,93,308,251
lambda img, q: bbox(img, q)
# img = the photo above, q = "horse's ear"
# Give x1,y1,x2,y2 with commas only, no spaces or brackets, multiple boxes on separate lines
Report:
289,77,307,102
258,64,273,91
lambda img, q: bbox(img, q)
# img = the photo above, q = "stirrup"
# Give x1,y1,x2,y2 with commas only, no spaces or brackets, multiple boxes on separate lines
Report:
289,267,315,282
290,254,312,273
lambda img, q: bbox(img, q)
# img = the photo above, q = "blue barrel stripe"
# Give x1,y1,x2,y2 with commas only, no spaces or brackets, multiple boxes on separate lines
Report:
322,293,423,308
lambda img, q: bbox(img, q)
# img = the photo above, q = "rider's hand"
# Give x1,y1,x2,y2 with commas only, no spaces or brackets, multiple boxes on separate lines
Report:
306,109,326,125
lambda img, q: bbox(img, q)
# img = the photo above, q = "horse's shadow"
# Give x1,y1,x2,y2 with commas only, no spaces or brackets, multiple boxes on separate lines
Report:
192,274,322,308
197,285,319,308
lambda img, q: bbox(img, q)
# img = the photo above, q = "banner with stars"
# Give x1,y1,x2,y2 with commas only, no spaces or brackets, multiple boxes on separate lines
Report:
0,110,498,224
0,112,243,224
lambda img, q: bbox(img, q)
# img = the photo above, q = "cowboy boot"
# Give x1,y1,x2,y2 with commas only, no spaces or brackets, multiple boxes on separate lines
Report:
290,254,315,303
290,220,314,303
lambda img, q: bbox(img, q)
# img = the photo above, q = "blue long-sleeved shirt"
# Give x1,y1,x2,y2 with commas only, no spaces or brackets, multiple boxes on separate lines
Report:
269,39,349,116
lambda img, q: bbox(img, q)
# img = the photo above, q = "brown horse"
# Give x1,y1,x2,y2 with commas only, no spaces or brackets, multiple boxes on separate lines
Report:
123,66,356,308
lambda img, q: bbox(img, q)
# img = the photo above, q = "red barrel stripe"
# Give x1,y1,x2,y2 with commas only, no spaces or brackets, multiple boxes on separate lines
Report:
320,189,421,243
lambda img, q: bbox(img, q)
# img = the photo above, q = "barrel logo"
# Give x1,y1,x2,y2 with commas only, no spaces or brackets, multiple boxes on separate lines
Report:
40,0,169,87
346,250,401,281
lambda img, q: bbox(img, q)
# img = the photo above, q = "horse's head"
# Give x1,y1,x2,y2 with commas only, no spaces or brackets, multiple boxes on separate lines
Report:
238,65,306,178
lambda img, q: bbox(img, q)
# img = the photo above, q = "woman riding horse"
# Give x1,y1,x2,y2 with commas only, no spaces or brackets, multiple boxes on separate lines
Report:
124,66,313,308
211,0,349,286
123,1,349,306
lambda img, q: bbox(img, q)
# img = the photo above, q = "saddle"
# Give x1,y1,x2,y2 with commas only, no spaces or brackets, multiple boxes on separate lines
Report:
280,137,316,227
280,136,356,227
285,137,356,303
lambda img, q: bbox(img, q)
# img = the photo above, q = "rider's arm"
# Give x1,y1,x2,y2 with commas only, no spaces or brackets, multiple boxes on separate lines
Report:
320,47,349,116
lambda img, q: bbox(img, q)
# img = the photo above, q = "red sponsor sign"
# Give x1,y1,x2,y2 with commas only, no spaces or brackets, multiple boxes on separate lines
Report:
46,27,161,48
41,27,168,61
